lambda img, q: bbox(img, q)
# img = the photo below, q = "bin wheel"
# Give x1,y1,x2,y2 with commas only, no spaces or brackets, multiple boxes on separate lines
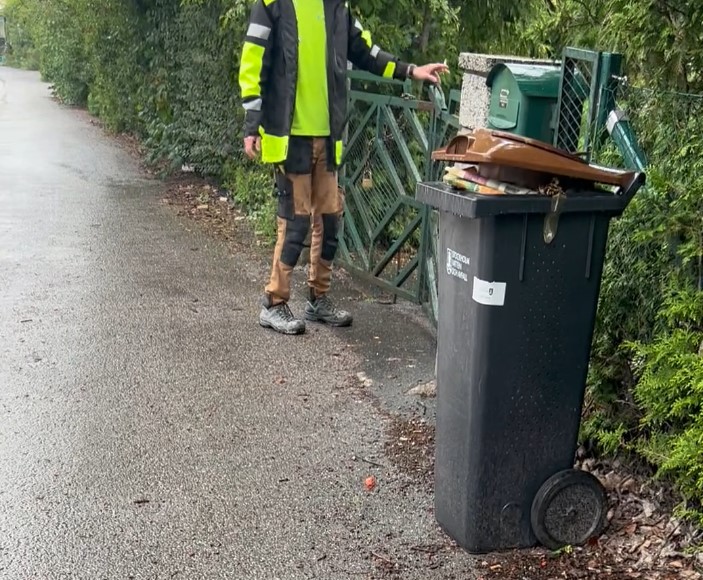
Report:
531,469,607,550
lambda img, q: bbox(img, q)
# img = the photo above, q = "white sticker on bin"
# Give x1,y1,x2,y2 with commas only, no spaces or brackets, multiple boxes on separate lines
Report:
472,276,507,306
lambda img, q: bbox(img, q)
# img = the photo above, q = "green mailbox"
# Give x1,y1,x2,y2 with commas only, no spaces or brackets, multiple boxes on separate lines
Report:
486,63,561,144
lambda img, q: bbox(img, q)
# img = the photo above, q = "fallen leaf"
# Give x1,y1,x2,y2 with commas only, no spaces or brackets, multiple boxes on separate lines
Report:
407,380,437,398
642,500,656,519
364,475,376,491
624,523,638,535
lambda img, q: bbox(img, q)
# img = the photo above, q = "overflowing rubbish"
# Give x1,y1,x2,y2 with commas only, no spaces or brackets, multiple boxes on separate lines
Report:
433,129,642,199
443,165,535,196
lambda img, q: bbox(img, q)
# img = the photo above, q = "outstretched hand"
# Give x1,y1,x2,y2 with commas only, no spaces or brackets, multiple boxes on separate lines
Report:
411,62,450,85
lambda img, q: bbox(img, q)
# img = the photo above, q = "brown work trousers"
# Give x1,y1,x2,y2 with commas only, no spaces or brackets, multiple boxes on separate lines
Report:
265,138,343,305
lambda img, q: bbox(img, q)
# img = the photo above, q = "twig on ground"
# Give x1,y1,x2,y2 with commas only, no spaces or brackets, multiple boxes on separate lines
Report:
652,520,683,563
371,551,395,565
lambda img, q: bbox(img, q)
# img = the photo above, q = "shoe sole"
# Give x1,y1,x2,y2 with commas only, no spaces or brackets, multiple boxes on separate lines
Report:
304,313,353,328
259,320,306,335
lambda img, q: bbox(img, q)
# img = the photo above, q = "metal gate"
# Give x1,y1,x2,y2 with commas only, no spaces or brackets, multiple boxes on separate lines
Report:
338,70,459,321
553,48,623,162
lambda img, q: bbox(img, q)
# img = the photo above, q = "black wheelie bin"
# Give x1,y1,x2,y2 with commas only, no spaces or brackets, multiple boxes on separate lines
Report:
416,129,645,553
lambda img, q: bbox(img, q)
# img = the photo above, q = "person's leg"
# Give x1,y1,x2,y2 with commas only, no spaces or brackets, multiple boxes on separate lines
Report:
308,185,345,291
260,167,312,334
305,139,353,326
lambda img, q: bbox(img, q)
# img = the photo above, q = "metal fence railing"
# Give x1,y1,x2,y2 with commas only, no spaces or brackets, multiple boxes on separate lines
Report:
338,70,459,320
554,48,623,165
616,85,703,178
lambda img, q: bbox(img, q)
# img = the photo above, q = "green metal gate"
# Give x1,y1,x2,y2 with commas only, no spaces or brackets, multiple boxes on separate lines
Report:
338,70,459,320
553,47,623,162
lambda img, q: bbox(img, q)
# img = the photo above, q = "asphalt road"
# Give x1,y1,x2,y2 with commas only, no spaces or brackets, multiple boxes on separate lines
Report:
0,67,476,579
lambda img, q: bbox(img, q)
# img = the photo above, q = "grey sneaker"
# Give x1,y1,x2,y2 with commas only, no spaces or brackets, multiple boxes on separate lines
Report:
305,294,353,327
259,303,306,335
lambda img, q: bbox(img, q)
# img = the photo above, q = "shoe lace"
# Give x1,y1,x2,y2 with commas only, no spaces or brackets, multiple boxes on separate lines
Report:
317,295,344,315
275,303,296,322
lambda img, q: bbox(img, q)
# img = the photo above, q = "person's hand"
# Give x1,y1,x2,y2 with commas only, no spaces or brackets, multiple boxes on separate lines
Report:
244,135,261,160
411,62,450,85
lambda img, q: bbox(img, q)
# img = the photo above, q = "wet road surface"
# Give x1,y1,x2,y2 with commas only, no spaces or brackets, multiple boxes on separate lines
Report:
0,67,476,579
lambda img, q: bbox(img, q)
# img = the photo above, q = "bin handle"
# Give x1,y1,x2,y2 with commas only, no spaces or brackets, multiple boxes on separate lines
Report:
617,171,646,204
431,134,476,161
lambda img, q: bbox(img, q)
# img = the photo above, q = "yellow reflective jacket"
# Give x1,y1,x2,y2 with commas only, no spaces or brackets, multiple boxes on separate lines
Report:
238,0,412,166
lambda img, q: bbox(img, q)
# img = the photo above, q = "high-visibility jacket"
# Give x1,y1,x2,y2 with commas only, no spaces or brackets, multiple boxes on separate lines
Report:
238,0,412,166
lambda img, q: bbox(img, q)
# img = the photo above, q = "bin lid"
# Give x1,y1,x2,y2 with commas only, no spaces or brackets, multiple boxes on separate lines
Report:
486,63,561,98
416,181,639,218
431,129,641,191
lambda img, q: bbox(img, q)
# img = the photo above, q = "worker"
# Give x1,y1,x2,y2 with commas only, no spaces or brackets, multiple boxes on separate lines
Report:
239,0,448,335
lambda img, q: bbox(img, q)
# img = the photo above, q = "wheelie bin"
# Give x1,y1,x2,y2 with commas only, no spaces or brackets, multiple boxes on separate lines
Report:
416,129,645,553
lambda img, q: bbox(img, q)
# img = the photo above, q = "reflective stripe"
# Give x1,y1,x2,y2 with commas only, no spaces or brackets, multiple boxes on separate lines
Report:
355,20,372,49
247,23,271,41
243,98,262,111
382,61,396,79
239,42,266,98
370,45,381,58
335,140,344,165
259,128,289,164
263,0,277,5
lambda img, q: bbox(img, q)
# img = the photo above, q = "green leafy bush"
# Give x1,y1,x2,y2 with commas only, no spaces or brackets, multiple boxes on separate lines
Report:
631,297,703,498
